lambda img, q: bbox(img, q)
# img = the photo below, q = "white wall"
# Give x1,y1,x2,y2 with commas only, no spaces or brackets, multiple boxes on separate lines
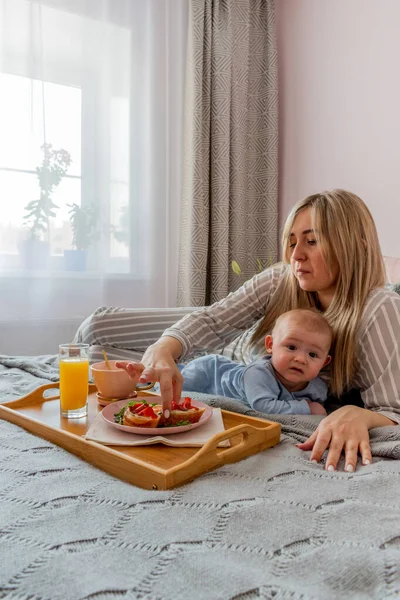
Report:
276,0,400,258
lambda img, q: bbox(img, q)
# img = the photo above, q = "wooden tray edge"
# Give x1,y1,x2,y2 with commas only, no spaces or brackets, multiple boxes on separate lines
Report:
219,408,282,430
0,403,169,486
0,384,281,490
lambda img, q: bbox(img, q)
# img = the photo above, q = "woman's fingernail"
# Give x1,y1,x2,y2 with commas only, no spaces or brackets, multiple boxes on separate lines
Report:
164,410,170,419
327,465,335,472
363,459,371,466
311,459,318,464
345,464,354,473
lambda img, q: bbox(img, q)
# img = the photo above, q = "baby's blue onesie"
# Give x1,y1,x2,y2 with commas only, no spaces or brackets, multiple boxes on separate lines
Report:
180,354,328,415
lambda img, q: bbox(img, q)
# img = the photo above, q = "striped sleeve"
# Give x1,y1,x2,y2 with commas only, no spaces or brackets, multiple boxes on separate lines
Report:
162,263,287,360
355,289,400,424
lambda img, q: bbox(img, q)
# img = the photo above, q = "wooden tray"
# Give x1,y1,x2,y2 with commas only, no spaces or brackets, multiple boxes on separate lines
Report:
0,383,281,490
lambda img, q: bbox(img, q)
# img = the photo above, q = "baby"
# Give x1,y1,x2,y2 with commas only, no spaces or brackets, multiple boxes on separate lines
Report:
180,308,332,415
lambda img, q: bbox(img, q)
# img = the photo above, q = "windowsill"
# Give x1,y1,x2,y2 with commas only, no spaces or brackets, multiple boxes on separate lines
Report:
0,252,135,278
0,270,165,322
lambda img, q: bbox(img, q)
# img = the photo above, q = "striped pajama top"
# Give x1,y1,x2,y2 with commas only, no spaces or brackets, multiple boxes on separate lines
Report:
163,264,400,424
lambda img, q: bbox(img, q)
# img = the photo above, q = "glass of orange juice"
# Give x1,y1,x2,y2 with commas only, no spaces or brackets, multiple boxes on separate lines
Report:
59,343,90,418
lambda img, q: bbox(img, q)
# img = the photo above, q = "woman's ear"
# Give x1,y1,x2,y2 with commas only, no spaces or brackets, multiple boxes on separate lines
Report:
323,355,331,367
265,335,273,354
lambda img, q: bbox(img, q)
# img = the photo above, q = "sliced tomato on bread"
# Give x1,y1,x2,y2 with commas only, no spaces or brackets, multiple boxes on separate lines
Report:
163,397,205,426
117,396,205,428
122,402,163,428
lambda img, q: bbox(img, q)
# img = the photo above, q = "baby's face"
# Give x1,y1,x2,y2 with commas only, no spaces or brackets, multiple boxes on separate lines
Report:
267,321,331,389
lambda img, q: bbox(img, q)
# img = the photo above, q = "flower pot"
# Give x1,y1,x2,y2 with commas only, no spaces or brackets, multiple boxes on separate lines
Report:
64,249,87,271
19,240,50,270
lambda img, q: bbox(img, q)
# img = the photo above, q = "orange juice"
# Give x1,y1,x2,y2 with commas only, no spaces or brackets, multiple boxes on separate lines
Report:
59,358,89,411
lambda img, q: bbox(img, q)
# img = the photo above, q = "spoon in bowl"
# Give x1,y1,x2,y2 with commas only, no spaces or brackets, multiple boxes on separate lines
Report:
101,349,112,370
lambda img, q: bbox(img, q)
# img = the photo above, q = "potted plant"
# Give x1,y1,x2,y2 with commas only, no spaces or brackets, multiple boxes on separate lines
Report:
21,143,71,269
64,202,99,271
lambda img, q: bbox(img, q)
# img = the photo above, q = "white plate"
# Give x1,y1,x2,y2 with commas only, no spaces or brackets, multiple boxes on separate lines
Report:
101,398,213,435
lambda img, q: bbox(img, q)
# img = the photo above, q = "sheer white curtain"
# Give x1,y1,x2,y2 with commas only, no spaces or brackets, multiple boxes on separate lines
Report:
0,0,187,353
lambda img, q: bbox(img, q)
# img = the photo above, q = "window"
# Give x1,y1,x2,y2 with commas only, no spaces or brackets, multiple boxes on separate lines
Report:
0,73,82,268
0,2,132,275
0,0,185,326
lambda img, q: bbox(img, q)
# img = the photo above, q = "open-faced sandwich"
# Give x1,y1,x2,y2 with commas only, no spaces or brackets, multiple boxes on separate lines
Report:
167,397,206,426
114,397,205,428
118,401,163,428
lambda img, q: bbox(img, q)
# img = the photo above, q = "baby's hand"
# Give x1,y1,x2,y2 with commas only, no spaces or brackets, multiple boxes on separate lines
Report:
306,400,327,416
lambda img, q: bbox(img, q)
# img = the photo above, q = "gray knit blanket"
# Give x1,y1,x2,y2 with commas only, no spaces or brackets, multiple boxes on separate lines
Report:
1,356,400,599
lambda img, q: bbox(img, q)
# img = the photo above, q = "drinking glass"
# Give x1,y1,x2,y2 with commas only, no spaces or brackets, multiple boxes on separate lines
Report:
59,343,89,418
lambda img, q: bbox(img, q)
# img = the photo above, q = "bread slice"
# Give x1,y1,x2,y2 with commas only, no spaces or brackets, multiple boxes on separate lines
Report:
161,397,206,426
166,406,206,426
122,402,162,428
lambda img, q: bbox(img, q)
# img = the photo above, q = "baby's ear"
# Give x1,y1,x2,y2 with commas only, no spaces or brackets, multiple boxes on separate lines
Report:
265,335,273,354
323,355,331,367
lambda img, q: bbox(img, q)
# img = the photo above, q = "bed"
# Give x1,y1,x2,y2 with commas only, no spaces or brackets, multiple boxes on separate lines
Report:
1,291,400,599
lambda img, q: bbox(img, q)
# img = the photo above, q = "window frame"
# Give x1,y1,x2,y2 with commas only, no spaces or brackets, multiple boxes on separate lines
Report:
0,65,133,277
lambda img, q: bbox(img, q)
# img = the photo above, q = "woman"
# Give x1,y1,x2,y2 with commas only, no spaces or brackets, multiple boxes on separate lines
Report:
76,190,400,472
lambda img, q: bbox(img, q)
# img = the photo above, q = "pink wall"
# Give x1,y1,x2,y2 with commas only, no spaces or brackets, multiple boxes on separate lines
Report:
276,0,400,257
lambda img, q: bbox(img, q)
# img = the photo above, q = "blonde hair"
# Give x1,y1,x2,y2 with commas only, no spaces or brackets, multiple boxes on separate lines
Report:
272,308,333,353
250,189,385,395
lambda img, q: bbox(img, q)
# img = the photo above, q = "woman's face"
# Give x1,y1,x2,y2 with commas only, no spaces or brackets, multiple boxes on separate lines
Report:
289,208,339,309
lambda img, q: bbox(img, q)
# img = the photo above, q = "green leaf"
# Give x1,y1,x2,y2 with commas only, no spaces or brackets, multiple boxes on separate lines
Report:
231,260,242,275
23,143,71,237
113,406,126,425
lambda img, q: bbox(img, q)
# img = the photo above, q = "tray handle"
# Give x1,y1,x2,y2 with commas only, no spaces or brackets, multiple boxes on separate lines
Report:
168,423,269,479
201,423,267,459
21,382,60,399
4,382,98,407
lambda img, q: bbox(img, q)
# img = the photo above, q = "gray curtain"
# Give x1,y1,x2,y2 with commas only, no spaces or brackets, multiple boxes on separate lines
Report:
177,0,278,307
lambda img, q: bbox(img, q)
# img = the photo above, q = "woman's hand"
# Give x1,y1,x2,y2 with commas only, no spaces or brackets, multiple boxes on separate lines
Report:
116,336,183,417
296,405,395,472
